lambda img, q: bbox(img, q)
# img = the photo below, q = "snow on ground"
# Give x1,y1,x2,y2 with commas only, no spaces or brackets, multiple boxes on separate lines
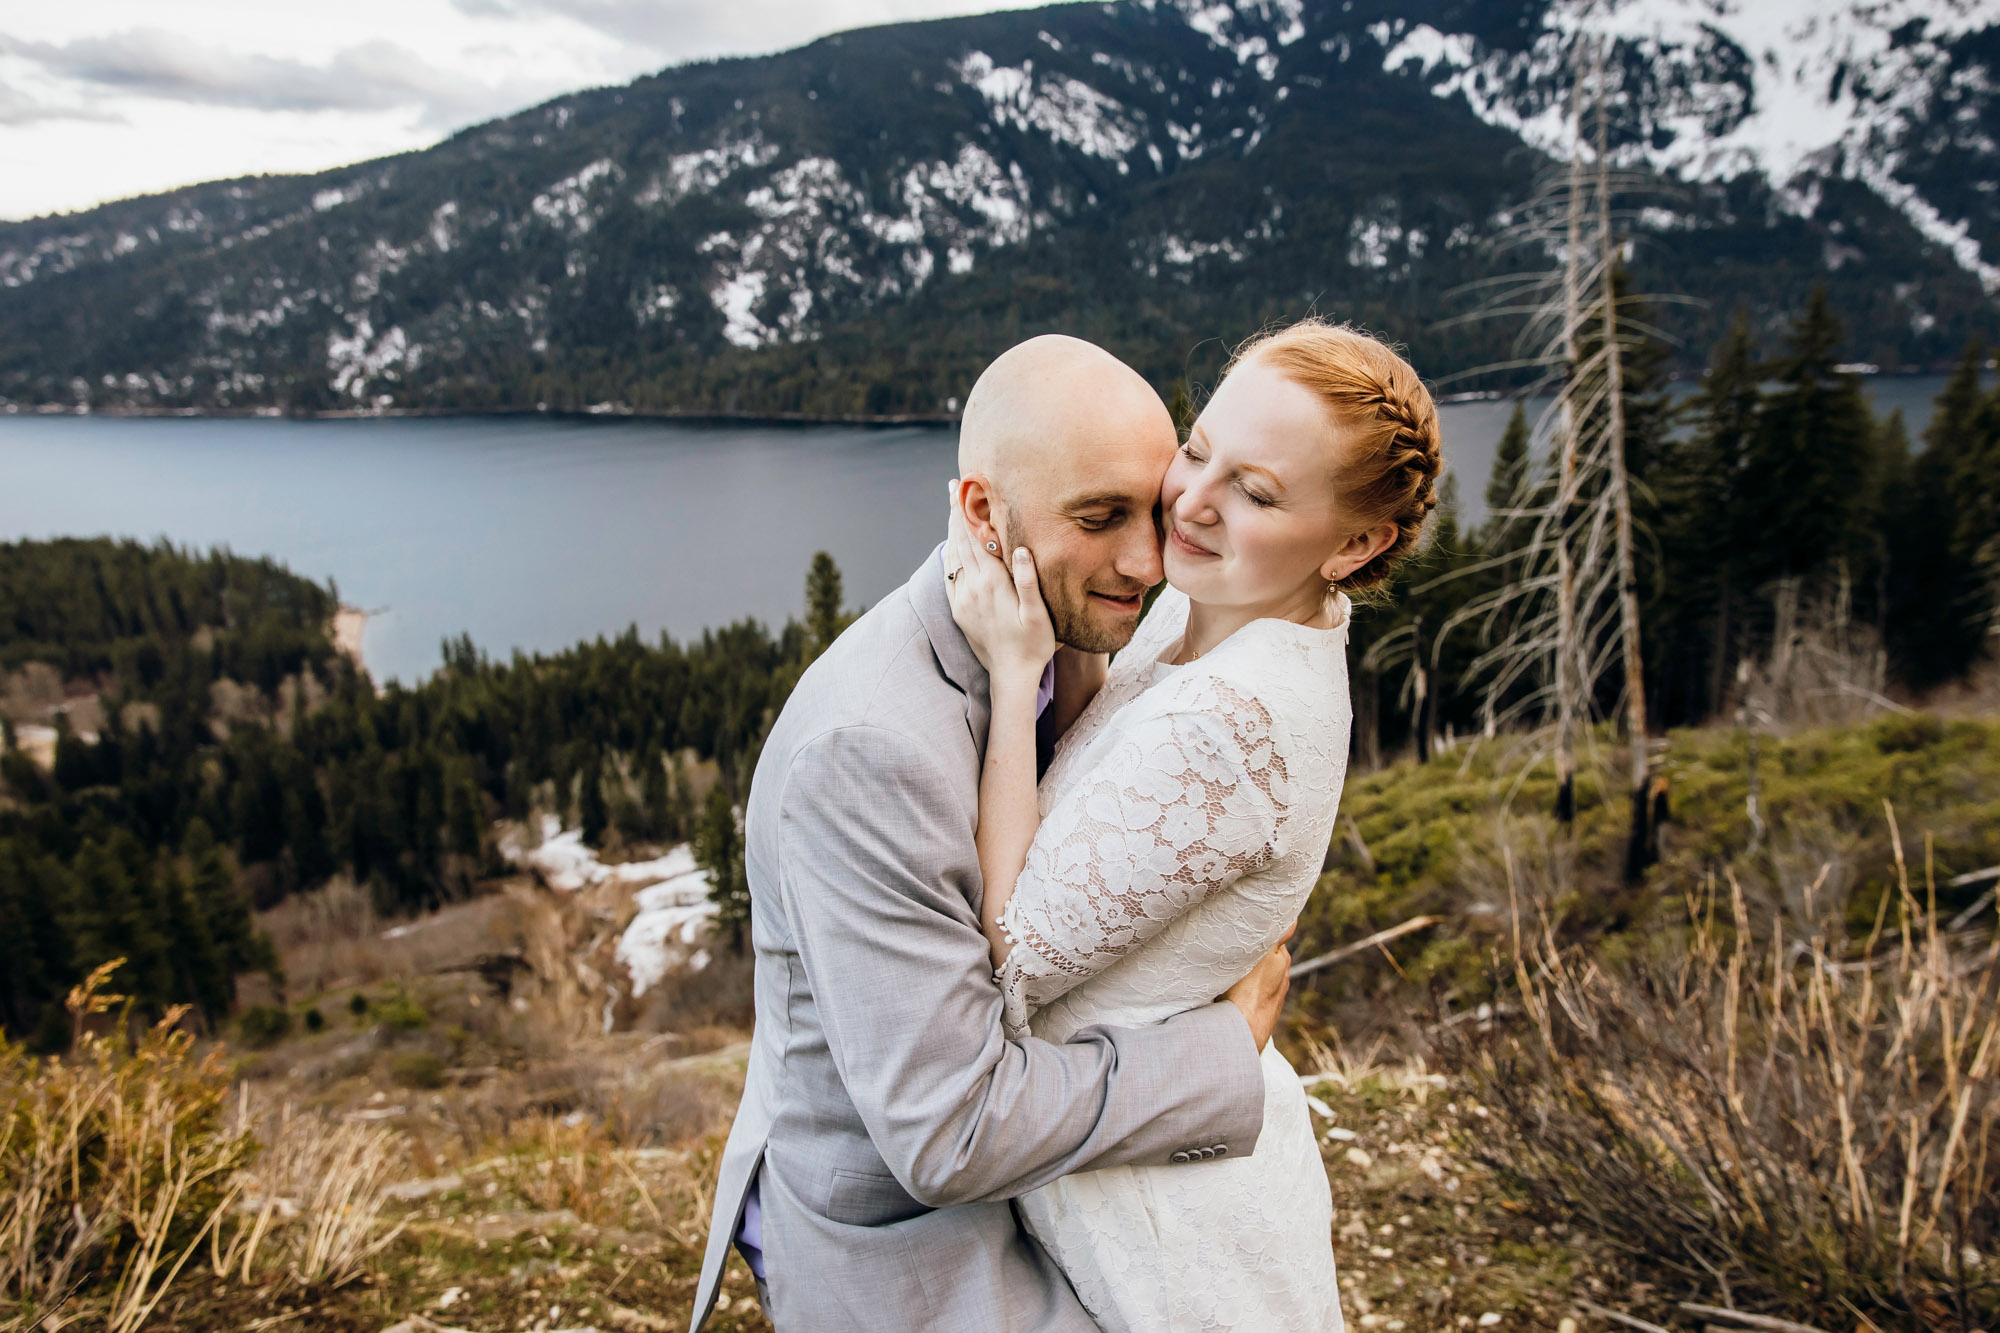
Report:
502,815,719,994
616,859,717,996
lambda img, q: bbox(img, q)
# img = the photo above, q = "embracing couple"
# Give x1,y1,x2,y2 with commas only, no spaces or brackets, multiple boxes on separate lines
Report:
690,319,1443,1332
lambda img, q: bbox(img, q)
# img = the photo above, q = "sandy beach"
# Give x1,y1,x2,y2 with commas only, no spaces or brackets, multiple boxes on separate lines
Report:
333,606,369,674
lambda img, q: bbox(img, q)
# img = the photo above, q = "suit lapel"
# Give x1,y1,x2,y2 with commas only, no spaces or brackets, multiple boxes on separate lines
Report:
909,545,991,764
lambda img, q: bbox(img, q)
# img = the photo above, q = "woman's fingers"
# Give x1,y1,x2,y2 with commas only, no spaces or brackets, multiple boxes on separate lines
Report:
1010,547,1043,622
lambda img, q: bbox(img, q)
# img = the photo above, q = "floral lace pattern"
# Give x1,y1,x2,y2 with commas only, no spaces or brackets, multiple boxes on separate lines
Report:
1000,585,1351,1333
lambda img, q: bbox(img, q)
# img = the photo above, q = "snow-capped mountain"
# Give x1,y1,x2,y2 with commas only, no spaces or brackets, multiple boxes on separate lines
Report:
1,0,1995,417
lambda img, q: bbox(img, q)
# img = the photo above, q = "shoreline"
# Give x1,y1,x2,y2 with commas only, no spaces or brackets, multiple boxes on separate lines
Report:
333,606,369,676
0,403,961,429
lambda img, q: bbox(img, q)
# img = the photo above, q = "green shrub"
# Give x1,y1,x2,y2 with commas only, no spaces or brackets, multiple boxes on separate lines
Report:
302,1008,325,1033
348,992,369,1017
373,995,427,1033
237,1005,292,1048
388,1051,446,1089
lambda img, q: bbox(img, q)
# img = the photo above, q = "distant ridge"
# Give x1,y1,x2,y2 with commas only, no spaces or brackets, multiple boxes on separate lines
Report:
3,0,1997,418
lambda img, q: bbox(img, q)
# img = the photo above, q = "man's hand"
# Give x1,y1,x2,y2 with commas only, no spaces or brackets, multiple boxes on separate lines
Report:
1222,921,1295,1051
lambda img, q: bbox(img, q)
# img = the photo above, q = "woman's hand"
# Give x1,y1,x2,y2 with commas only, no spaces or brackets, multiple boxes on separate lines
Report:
945,480,1055,686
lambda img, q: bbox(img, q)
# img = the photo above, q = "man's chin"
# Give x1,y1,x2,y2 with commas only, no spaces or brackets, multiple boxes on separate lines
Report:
1059,597,1145,654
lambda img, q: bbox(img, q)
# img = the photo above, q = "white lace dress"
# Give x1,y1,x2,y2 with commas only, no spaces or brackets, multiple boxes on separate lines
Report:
998,584,1350,1332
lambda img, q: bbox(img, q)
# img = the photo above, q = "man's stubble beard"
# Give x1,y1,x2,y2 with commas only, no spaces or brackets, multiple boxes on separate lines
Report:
1003,517,1142,656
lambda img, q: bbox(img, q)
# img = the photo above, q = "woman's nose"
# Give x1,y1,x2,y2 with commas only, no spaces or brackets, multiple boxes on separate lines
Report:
1176,487,1219,525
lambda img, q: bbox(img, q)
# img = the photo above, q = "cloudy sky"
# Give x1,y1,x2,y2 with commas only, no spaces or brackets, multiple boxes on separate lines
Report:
0,0,1042,220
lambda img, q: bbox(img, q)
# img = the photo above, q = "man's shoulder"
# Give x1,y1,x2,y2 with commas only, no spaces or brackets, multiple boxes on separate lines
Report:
769,582,963,754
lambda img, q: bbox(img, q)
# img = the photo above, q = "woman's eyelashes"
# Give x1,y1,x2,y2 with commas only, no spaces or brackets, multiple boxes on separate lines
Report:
1181,443,1277,508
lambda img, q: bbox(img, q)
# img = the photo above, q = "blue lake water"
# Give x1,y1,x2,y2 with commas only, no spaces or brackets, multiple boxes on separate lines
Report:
0,374,1952,684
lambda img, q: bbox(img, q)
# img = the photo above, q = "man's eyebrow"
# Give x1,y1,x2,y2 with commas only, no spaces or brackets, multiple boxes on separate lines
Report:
1059,492,1137,514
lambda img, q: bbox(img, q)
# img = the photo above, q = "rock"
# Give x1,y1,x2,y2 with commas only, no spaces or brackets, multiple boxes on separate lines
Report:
384,1173,463,1201
1344,1146,1373,1168
1478,1314,1502,1327
380,1317,475,1333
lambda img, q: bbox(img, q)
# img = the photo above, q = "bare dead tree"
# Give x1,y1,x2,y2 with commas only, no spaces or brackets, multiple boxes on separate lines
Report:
1422,25,1676,881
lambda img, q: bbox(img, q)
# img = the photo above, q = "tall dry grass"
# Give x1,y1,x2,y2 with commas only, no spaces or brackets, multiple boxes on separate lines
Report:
0,963,251,1333
1452,805,1999,1329
1,963,418,1331
211,1101,406,1292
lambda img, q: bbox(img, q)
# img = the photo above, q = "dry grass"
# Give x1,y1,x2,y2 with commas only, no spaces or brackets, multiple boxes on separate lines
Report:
212,1100,407,1292
0,963,252,1333
1449,804,2000,1330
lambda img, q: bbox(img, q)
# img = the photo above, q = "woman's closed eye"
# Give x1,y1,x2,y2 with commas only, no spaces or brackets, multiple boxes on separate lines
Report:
1185,443,1277,507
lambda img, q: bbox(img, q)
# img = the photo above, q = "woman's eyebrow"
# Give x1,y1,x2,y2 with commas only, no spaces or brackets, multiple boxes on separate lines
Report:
1238,462,1284,490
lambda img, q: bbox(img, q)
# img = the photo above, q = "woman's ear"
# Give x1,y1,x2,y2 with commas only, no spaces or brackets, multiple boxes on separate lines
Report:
959,473,1004,552
1321,521,1400,582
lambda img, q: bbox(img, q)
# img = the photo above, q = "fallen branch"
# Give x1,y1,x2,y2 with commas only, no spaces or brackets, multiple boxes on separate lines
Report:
1677,1303,1831,1333
1575,1299,1673,1333
1289,916,1442,979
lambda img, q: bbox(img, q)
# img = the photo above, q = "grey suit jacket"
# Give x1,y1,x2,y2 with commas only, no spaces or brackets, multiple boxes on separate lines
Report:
688,553,1267,1332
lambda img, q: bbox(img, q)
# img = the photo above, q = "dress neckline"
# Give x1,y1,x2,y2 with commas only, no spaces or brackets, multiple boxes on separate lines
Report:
1152,589,1351,674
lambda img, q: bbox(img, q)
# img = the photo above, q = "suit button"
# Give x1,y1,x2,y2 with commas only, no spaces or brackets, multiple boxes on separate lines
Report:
1170,1151,1192,1164
1198,1148,1215,1160
1212,1144,1229,1156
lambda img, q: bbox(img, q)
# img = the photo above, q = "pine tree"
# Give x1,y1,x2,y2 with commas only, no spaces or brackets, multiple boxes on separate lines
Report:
1482,402,1531,552
578,748,609,845
694,784,750,951
1743,286,1876,589
1677,308,1763,714
805,552,845,660
1883,345,1990,687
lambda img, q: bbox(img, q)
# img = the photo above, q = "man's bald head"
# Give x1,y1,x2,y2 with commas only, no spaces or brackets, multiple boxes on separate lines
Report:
958,334,1171,485
954,335,1178,653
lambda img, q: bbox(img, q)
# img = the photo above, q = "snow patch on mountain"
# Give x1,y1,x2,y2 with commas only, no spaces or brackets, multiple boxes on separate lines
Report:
1373,0,2000,290
326,318,414,398
640,134,782,207
955,52,1145,164
532,159,622,232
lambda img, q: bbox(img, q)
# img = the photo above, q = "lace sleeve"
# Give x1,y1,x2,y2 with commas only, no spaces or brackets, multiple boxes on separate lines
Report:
997,685,1286,1038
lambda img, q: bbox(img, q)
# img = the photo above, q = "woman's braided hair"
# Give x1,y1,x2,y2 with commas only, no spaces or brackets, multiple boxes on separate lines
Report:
1225,317,1443,595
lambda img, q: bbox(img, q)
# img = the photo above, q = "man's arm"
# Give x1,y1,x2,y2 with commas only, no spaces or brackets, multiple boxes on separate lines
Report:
777,723,1267,1209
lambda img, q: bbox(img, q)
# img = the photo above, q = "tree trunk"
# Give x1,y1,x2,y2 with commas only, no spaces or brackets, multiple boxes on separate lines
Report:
1553,64,1585,830
1595,64,1654,881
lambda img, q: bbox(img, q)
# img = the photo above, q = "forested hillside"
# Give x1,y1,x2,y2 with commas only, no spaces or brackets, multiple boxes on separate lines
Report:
2,0,1998,418
0,538,846,1048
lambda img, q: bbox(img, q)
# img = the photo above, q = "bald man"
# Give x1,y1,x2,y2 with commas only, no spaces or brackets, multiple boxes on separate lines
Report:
688,336,1290,1333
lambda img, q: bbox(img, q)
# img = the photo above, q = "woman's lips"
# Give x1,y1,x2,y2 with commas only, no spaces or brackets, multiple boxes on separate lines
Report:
1169,526,1217,558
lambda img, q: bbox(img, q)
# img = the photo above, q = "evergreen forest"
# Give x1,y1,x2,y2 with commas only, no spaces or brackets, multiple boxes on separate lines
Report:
2,291,1997,1050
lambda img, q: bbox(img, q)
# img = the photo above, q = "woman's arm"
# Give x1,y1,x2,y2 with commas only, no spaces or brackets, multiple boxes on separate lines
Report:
944,483,1056,969
996,682,1283,1038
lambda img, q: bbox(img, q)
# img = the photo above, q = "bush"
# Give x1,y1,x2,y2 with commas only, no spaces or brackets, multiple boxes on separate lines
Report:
387,1051,446,1090
237,1004,293,1048
0,961,254,1329
1447,810,1998,1331
302,1007,325,1033
348,991,369,1017
373,994,427,1033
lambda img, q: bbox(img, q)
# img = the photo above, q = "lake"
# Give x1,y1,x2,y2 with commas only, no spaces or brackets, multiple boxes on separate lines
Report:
0,374,1951,684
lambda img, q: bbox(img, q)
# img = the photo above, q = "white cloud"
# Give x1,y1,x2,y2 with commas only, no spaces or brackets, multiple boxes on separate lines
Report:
0,0,1047,221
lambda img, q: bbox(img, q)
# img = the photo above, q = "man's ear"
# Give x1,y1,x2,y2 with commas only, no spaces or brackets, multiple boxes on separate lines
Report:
959,473,1003,552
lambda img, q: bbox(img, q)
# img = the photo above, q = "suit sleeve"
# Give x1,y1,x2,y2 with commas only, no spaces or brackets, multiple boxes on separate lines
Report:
775,723,1266,1208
